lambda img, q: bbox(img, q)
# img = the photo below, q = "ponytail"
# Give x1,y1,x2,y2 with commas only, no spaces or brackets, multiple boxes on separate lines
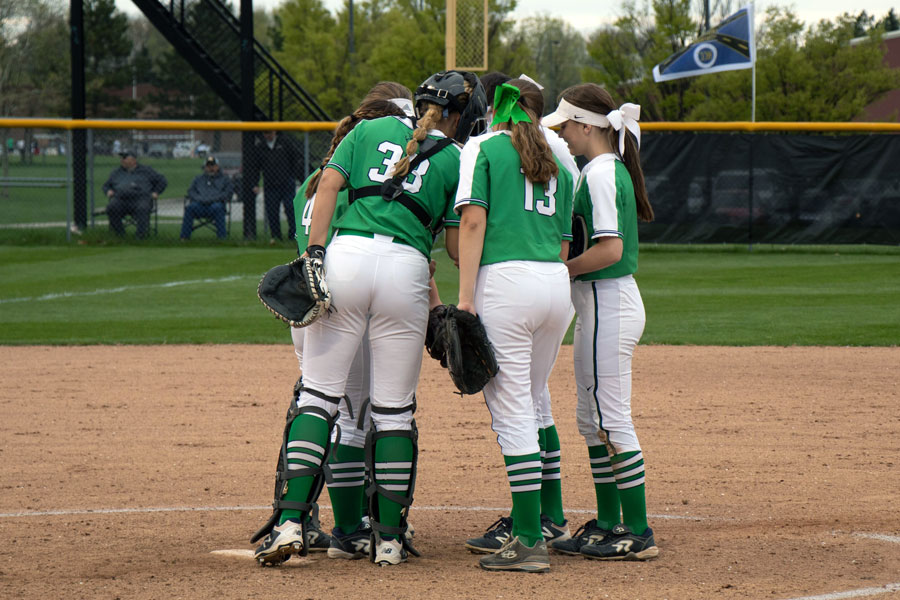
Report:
393,103,442,178
562,83,654,222
305,114,359,199
509,106,557,184
605,127,653,222
306,82,412,199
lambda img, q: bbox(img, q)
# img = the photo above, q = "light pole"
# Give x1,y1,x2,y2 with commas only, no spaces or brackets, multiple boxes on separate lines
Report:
548,39,560,103
348,0,355,55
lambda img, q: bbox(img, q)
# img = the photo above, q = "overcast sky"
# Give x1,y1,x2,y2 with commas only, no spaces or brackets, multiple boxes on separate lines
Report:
116,0,899,34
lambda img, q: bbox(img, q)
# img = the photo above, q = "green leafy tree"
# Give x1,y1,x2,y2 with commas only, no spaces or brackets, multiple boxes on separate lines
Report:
585,2,900,121
84,0,134,117
144,0,239,120
689,7,900,120
585,0,699,120
1,0,70,117
273,0,519,117
878,8,899,32
505,15,587,107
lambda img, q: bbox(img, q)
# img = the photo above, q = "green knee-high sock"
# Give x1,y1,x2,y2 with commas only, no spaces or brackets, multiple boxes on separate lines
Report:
505,453,543,547
279,414,331,524
588,444,621,530
327,444,366,532
611,450,649,535
374,435,413,541
539,426,565,525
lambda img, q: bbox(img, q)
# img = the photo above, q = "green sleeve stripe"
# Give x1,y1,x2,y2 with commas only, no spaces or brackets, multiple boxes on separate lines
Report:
456,198,488,210
324,162,349,180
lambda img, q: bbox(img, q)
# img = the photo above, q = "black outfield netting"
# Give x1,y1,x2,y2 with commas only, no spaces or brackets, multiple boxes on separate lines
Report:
638,133,900,245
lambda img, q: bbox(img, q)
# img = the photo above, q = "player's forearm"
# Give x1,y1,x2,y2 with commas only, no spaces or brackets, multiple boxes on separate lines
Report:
308,169,342,248
566,236,623,277
457,208,486,306
428,277,442,309
445,227,460,265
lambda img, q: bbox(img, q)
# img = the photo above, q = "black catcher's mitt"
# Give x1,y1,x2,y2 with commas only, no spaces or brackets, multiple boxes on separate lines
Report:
424,304,450,365
442,305,499,395
257,254,331,328
568,214,589,260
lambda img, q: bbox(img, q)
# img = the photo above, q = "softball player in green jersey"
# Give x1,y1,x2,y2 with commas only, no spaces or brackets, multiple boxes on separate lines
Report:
453,79,574,573
253,83,416,566
542,83,659,561
460,72,580,557
284,71,486,567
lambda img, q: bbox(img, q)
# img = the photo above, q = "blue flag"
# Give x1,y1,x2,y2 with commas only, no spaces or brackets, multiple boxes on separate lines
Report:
653,4,755,83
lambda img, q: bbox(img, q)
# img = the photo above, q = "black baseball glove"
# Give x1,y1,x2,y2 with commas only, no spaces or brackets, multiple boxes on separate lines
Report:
257,252,330,328
424,304,450,366
568,214,589,260
441,305,499,395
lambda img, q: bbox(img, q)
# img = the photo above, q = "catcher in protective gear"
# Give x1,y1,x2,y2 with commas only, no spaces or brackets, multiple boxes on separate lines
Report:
426,304,499,395
257,246,331,328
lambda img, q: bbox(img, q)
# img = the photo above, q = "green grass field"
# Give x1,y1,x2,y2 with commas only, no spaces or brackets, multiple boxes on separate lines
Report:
1,244,897,346
1,155,213,227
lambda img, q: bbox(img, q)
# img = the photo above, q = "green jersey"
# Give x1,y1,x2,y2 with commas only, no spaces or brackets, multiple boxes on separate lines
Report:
292,169,350,254
574,154,639,281
324,116,461,258
454,130,573,265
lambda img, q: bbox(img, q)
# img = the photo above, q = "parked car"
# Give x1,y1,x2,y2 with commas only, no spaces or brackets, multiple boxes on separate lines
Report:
172,141,194,159
147,142,169,158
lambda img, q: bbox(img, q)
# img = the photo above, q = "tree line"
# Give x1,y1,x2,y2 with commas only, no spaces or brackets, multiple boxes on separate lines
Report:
1,0,898,122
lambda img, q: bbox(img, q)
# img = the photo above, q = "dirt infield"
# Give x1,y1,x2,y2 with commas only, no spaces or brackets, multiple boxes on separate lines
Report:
1,344,898,600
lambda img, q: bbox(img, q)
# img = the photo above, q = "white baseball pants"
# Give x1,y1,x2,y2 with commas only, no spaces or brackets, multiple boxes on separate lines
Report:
475,260,573,455
299,234,430,432
571,275,645,453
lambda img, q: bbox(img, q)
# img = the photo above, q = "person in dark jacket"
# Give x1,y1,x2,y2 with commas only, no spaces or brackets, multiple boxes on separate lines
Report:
102,150,168,239
248,130,301,242
180,155,234,240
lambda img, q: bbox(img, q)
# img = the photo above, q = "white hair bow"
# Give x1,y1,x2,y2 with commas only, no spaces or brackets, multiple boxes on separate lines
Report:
605,103,641,157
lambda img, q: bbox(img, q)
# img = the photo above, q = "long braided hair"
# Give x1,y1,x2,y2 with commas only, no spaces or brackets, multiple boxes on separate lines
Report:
305,81,412,199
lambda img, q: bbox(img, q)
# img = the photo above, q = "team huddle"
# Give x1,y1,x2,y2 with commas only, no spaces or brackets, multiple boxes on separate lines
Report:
250,69,657,573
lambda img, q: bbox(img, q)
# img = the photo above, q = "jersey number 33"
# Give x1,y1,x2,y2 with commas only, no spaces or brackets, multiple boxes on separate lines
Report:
367,141,430,194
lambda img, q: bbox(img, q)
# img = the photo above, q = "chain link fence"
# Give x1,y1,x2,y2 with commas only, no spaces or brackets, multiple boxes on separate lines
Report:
0,123,334,245
2,121,899,246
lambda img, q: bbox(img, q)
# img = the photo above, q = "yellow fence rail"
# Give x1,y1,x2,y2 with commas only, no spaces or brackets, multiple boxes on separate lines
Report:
1,118,900,133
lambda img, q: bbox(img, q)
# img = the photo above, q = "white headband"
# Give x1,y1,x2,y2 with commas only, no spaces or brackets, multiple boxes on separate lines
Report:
542,99,642,157
517,74,544,90
390,97,415,118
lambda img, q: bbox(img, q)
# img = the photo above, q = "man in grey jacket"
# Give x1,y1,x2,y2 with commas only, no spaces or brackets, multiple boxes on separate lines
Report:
102,150,168,239
180,155,234,240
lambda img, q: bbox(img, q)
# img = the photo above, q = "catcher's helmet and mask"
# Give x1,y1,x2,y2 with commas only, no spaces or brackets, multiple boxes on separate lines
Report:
414,70,488,144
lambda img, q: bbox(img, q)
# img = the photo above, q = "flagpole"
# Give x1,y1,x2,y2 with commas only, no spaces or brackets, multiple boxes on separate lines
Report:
752,62,756,122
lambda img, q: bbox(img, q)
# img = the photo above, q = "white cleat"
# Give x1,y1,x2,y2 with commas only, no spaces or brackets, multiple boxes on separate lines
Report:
373,538,408,566
253,520,304,566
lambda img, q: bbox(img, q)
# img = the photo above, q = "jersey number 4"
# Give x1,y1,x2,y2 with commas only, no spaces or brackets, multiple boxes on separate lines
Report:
522,169,557,216
301,196,315,235
368,141,430,194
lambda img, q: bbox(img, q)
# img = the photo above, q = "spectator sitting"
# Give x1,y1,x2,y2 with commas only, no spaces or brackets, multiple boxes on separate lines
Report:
180,155,234,240
102,150,167,239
